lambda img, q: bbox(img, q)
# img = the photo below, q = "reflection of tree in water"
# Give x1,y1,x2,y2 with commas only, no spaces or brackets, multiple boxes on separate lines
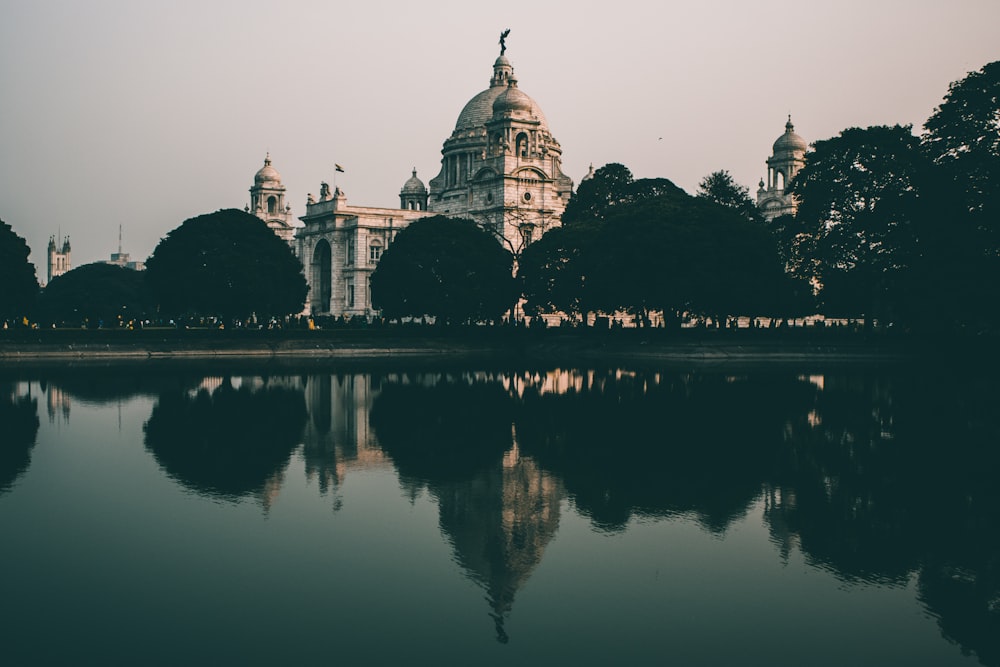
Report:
514,370,813,533
371,376,563,643
766,371,1000,666
43,370,197,404
0,385,40,495
144,378,307,507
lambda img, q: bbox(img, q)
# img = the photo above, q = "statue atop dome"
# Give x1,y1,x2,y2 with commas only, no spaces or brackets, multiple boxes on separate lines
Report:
499,28,510,55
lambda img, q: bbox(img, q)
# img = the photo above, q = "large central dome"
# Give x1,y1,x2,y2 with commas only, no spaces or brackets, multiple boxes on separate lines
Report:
453,55,548,132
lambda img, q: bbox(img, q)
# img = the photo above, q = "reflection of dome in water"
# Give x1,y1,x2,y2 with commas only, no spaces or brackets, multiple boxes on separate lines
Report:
435,446,564,643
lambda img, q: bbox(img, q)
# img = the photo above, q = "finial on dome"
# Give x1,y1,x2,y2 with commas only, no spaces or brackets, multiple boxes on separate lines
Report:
264,152,271,165
499,28,510,56
786,115,794,132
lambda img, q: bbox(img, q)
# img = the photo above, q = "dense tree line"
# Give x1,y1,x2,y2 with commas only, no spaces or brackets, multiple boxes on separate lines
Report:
2,62,996,333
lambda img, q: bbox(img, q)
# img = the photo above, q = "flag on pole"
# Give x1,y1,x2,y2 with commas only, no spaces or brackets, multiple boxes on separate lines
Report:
334,164,345,173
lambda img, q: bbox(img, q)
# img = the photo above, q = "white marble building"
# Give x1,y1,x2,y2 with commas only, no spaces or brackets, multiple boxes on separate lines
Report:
427,52,574,254
291,43,573,318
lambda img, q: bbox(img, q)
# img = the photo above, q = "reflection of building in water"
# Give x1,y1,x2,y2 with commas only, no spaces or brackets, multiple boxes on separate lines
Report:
504,368,663,398
301,374,391,504
435,440,564,643
45,383,71,423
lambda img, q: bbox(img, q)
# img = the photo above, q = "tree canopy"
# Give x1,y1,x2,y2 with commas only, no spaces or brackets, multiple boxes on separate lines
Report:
0,219,39,323
145,209,307,321
562,163,687,226
788,125,926,323
37,262,150,327
922,60,1000,226
370,215,516,324
697,170,763,224
520,175,794,324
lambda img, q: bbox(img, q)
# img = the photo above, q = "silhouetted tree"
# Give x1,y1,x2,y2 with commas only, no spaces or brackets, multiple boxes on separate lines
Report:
145,209,307,322
0,219,39,324
789,125,927,326
370,216,516,324
562,163,635,225
37,263,150,327
918,61,1000,332
697,169,764,224
597,193,792,322
518,222,600,320
923,60,1000,233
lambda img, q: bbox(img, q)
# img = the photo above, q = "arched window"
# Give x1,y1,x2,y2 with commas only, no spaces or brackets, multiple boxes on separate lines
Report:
369,241,383,264
267,196,277,214
516,133,529,157
776,171,785,190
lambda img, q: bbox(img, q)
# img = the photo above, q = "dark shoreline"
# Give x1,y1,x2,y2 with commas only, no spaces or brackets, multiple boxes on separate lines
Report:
1,327,986,372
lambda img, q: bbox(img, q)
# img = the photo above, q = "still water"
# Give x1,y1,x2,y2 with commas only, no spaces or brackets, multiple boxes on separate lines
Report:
1,364,998,666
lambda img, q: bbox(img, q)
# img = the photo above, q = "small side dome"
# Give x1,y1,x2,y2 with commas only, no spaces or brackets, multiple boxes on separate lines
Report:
254,153,282,185
401,168,427,195
493,79,534,114
773,117,808,154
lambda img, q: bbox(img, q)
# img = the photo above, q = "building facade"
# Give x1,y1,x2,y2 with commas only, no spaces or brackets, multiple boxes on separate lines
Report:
295,184,432,317
291,44,573,319
427,53,573,254
757,116,808,221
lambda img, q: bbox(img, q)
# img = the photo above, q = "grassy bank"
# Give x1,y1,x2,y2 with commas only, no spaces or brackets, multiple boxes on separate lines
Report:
2,324,988,371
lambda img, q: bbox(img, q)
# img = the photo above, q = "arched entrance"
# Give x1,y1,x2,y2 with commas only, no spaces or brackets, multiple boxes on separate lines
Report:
312,240,332,314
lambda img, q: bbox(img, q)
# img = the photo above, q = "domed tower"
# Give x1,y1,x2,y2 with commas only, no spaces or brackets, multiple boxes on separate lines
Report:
249,153,297,245
428,41,574,253
757,116,808,221
399,168,428,211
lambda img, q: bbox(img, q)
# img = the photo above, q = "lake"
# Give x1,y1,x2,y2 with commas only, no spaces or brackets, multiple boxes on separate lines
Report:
2,362,998,666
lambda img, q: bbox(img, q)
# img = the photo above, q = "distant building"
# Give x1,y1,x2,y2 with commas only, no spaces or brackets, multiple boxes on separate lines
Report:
247,153,299,245
47,235,71,284
757,116,808,221
104,227,145,271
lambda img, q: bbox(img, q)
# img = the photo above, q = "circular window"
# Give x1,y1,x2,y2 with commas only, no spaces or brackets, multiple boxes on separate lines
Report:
523,192,532,202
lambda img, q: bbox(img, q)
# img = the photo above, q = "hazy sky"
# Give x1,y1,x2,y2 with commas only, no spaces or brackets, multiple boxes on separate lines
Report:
1,0,998,274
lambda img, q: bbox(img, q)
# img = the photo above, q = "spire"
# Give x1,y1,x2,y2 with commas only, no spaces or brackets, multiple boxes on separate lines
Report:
786,114,794,133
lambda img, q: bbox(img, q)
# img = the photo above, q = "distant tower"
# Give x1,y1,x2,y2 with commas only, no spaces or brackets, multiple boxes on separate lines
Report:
249,153,296,245
757,116,808,221
47,235,71,284
399,168,429,210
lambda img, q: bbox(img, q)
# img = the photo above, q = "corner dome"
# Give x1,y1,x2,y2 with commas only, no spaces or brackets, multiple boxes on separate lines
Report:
401,168,427,194
773,117,808,154
254,154,282,185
